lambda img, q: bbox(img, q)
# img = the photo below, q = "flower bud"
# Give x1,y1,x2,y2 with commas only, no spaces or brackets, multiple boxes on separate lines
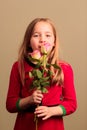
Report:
41,43,52,54
29,50,41,60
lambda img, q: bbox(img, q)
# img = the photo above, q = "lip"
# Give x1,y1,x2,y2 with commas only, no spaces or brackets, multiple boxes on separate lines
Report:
38,46,41,50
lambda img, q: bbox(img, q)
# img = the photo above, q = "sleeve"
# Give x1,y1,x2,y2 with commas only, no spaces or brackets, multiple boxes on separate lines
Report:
6,62,22,113
60,63,77,116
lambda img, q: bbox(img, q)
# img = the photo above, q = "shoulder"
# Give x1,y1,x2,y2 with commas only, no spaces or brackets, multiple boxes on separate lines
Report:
11,60,32,72
59,60,74,74
11,61,19,70
11,61,18,72
59,60,72,68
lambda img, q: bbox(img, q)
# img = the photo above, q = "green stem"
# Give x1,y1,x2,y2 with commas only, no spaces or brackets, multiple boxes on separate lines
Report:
35,115,38,130
34,104,39,130
43,55,47,69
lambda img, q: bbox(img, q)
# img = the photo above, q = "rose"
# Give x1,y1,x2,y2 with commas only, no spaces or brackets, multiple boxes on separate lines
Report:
41,43,52,54
29,50,41,60
40,43,52,68
29,47,51,92
29,50,42,64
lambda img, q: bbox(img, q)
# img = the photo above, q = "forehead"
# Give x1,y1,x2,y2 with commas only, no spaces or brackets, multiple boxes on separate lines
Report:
33,21,53,32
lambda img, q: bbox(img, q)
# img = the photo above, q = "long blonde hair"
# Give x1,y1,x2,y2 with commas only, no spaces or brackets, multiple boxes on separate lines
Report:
18,18,64,86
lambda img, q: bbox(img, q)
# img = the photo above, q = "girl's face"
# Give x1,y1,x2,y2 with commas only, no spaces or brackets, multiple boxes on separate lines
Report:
30,21,55,52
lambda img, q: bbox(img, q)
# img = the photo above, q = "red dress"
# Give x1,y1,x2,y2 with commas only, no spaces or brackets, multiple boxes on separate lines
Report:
6,60,77,130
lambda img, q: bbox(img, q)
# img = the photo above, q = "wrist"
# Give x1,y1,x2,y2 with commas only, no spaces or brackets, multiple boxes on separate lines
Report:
59,105,66,116
16,98,21,110
16,96,34,110
28,95,34,104
49,106,64,116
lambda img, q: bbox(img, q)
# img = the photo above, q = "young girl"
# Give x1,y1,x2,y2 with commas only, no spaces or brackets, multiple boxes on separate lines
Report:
6,18,77,130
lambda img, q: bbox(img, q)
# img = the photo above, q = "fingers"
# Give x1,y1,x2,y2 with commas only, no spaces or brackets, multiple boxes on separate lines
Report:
34,106,51,120
32,90,43,104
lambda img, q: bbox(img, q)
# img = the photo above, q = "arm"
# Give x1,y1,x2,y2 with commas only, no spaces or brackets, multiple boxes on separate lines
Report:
35,63,77,119
6,62,22,113
18,90,43,110
6,62,43,113
60,63,77,115
35,105,63,120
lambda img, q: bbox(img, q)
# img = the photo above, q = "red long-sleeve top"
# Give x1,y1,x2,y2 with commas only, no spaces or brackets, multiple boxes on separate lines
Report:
6,60,77,130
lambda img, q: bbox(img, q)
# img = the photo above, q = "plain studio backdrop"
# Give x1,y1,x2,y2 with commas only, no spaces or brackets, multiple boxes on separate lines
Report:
0,0,87,130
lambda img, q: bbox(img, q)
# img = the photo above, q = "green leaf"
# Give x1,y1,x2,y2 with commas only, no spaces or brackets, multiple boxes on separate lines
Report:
32,69,38,77
28,55,40,63
29,72,33,78
40,81,50,87
33,80,40,87
36,69,42,79
47,70,53,77
35,63,41,68
40,77,49,82
37,86,41,90
51,64,61,70
41,87,48,93
46,63,51,68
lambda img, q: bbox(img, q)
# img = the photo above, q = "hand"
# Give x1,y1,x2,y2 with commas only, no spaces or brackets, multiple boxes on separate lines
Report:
34,106,53,120
30,90,43,104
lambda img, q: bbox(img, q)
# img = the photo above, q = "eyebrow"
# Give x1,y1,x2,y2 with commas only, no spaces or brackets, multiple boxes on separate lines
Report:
33,31,52,34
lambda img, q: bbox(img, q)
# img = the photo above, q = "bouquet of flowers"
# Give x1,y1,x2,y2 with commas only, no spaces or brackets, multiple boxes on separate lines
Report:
28,43,61,130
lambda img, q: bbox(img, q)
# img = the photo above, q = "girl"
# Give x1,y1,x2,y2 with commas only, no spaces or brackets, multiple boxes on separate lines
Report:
6,18,77,130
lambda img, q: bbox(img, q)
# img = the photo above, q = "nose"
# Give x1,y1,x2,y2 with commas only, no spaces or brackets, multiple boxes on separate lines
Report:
39,35,46,43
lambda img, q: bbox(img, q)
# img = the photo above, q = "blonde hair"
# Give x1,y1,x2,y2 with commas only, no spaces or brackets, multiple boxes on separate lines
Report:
18,18,64,85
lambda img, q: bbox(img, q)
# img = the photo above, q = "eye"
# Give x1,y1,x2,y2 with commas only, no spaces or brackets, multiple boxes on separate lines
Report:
32,33,39,37
33,34,39,37
46,34,51,37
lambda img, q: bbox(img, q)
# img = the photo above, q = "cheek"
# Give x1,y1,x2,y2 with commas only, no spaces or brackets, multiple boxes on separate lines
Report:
50,39,55,47
52,41,55,47
50,36,55,45
30,39,38,51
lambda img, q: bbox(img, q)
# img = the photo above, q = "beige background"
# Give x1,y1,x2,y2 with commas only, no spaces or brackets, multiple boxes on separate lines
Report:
0,0,87,130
